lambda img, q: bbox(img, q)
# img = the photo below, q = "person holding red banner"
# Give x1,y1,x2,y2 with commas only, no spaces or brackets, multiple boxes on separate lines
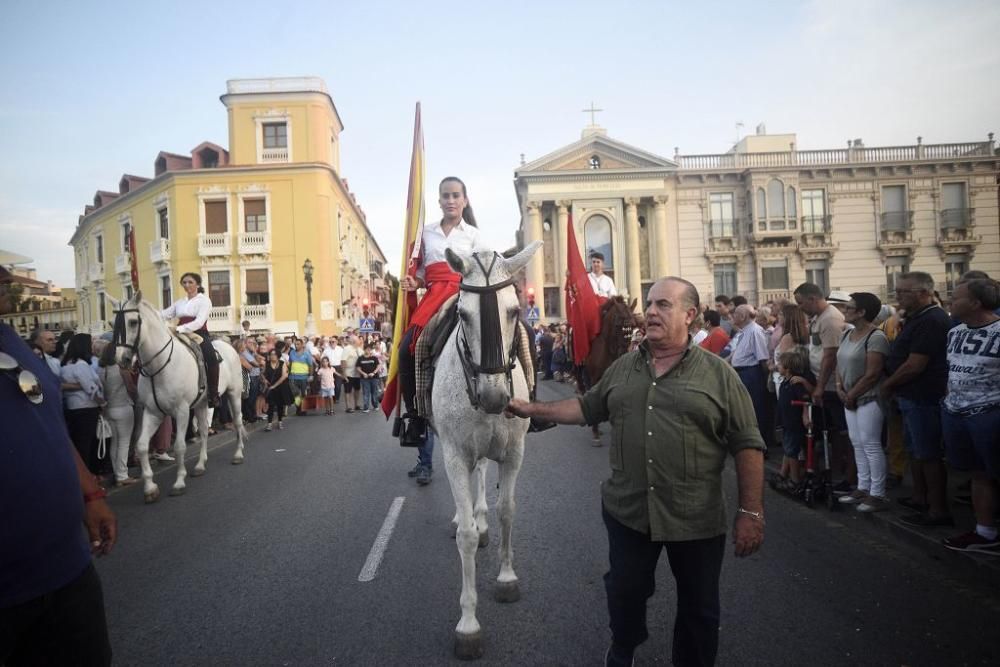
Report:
397,176,485,446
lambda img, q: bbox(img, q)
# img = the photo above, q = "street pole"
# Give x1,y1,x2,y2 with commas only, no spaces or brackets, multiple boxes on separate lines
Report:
303,258,316,337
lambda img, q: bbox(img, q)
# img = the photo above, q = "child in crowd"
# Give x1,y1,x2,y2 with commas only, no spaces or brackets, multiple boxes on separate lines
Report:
316,356,342,415
775,349,815,492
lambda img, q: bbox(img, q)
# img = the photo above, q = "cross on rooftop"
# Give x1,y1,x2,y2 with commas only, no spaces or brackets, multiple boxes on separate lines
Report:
582,102,603,126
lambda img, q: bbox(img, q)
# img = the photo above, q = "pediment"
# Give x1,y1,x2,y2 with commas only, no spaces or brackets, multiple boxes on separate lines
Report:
518,133,677,174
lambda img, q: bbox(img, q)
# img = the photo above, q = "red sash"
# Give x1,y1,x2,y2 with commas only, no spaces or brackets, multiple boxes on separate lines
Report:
178,315,208,334
407,261,461,352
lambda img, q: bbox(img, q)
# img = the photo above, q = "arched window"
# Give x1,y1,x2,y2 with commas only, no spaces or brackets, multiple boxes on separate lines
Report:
588,155,601,170
756,188,767,220
786,186,797,218
584,214,614,271
767,179,785,218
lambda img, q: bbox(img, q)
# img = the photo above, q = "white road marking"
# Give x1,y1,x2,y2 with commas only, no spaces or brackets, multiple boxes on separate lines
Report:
358,496,406,582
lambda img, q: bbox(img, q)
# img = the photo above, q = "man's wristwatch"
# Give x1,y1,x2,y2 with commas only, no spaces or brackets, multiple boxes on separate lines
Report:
736,507,764,521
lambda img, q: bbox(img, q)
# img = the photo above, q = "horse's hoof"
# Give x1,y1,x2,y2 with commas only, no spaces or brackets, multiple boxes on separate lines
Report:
191,467,205,477
144,487,160,504
478,530,490,549
169,485,186,497
231,457,244,465
454,631,484,661
494,580,521,603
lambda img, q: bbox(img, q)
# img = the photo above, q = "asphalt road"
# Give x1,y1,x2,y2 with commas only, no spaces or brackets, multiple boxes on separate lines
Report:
96,380,1000,666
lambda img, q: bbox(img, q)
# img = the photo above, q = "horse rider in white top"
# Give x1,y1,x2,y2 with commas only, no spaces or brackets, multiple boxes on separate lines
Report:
161,272,220,406
588,252,617,299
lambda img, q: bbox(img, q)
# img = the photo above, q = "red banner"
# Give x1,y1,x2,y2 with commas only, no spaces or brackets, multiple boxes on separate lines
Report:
128,227,139,290
564,216,601,365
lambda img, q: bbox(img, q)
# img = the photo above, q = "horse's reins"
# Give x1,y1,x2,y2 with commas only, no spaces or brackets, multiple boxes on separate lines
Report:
456,252,521,410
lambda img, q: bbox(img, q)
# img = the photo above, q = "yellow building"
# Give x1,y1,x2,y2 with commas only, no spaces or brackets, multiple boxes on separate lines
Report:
69,77,388,336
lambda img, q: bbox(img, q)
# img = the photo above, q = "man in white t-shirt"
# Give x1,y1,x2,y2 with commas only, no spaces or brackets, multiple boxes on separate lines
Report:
588,252,617,298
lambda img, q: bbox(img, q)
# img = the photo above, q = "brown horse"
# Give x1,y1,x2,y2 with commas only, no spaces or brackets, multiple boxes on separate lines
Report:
574,296,640,441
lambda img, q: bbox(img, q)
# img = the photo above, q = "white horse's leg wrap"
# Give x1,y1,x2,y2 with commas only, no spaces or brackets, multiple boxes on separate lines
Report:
496,449,522,586
170,406,190,494
137,412,163,503
446,455,482,637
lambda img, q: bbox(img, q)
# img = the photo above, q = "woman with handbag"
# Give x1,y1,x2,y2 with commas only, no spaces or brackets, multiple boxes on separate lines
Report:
97,342,138,487
61,333,105,474
263,349,293,431
836,292,891,512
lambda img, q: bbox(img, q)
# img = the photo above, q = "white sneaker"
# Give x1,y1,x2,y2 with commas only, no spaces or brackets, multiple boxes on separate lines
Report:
152,451,175,462
278,421,284,430
264,423,272,432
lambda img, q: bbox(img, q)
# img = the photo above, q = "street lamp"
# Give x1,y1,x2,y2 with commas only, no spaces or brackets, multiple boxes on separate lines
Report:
302,258,316,336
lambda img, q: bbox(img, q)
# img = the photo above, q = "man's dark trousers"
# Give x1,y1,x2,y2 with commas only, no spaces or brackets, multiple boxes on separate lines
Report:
735,364,771,450
603,505,725,667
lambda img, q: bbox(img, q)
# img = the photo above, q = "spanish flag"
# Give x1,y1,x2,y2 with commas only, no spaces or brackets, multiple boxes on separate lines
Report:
381,103,425,418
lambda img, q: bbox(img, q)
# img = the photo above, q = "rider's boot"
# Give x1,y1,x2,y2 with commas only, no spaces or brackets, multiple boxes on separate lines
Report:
206,363,220,408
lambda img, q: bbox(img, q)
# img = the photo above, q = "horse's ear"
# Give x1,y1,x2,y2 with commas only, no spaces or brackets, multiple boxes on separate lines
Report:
503,240,542,275
107,295,120,311
500,246,520,259
445,248,467,276
134,289,142,304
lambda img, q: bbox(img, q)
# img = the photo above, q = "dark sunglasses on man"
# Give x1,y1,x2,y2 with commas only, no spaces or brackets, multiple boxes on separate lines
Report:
0,350,44,404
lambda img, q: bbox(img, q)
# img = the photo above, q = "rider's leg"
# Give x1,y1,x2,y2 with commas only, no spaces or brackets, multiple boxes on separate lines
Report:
398,327,426,445
200,336,220,407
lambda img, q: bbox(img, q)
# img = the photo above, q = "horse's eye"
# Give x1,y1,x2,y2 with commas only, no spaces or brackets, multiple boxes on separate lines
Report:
129,321,138,328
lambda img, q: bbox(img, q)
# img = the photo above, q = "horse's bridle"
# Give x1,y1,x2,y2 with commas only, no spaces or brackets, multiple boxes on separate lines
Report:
456,252,521,411
113,304,177,415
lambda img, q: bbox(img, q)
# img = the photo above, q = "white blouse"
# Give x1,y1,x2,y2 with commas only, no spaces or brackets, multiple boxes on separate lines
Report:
417,220,487,281
588,272,617,298
161,293,212,333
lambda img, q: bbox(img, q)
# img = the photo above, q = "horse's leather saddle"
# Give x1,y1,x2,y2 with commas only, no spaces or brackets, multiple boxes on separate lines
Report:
415,297,460,424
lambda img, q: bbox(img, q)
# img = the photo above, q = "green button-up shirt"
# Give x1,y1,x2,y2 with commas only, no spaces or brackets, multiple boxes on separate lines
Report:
578,340,765,541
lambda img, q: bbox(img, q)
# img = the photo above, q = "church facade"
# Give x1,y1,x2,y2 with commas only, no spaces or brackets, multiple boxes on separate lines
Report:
515,125,999,319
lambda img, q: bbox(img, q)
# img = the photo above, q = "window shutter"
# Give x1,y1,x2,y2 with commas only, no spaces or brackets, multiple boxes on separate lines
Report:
244,199,265,217
245,269,268,293
205,201,228,234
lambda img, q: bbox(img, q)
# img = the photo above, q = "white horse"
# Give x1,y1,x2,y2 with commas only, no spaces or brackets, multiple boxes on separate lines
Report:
110,292,247,503
432,242,540,660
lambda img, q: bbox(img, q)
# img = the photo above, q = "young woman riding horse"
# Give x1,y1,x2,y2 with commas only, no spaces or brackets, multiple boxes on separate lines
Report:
397,176,486,445
161,272,219,406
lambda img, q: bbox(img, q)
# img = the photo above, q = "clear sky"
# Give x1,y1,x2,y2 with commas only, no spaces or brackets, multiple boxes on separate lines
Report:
1,0,997,287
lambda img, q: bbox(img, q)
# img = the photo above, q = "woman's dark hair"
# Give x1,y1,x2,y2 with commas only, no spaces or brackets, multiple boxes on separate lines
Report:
440,176,477,227
62,333,92,366
55,330,74,358
731,295,748,307
98,338,118,367
781,304,809,345
704,309,721,327
849,292,882,323
180,272,205,294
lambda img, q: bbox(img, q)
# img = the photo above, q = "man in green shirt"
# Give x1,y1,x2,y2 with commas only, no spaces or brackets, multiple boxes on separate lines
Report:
508,277,765,667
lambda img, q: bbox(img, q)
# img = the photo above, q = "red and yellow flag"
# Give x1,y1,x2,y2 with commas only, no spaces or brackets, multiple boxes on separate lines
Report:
381,102,426,418
564,215,601,365
128,227,140,290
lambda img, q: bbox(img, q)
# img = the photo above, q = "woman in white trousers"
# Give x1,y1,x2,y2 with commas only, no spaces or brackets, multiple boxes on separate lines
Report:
97,342,138,487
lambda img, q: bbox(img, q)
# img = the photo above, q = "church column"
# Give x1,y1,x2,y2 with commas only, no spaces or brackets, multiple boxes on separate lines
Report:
653,196,670,277
556,201,570,285
624,198,643,302
525,201,546,318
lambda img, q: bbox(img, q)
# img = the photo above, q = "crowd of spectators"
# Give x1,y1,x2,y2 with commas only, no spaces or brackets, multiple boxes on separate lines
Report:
531,269,1000,555
19,320,391,491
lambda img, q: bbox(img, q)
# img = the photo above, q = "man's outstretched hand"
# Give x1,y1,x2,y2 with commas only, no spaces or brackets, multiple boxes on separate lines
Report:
505,398,532,419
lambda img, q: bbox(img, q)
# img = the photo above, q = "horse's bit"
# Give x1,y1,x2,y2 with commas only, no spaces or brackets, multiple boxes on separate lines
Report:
456,252,521,411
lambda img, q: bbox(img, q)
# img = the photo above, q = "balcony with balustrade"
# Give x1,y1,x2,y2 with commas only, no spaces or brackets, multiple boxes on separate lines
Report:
114,253,132,276
238,231,271,255
260,147,288,163
749,216,798,243
877,211,918,261
88,263,105,283
149,238,170,264
241,303,273,329
798,215,837,258
208,306,235,333
198,233,232,257
936,207,981,259
675,135,996,171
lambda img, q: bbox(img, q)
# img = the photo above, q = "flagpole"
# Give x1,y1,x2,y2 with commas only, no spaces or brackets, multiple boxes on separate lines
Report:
381,102,425,419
